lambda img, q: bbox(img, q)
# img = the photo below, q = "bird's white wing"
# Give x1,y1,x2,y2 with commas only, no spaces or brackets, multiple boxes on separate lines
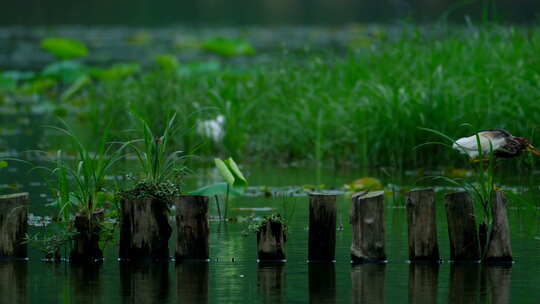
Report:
452,134,504,158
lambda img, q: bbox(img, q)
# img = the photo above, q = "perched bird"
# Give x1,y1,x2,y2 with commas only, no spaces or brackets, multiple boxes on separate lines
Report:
452,129,540,159
196,115,225,143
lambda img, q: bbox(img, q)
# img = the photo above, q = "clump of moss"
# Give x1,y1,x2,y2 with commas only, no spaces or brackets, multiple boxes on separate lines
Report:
119,180,181,201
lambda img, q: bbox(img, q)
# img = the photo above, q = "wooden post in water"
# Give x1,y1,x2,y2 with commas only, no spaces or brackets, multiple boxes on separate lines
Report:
0,193,28,259
484,190,512,264
70,210,104,263
444,192,481,262
350,191,386,264
175,195,209,262
308,193,337,262
408,263,439,304
257,220,286,261
119,196,172,262
351,264,386,304
406,189,440,262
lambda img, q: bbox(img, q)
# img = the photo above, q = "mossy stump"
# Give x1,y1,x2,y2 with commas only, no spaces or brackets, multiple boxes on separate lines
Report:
444,192,481,262
119,196,172,262
484,190,513,264
308,193,337,263
175,195,209,262
70,210,104,263
0,193,28,259
406,189,440,263
350,191,386,264
257,220,287,262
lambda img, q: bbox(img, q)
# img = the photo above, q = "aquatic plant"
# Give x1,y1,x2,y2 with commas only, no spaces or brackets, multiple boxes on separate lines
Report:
41,38,89,60
201,37,255,57
122,112,187,196
190,157,247,219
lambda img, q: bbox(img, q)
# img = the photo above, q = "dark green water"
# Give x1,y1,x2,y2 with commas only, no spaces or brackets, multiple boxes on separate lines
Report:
1,0,539,26
1,161,540,303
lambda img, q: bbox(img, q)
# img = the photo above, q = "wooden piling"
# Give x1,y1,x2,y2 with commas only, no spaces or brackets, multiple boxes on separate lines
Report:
308,193,337,262
350,191,386,264
257,220,286,261
484,190,512,264
175,195,209,261
119,196,172,262
406,189,440,262
444,192,481,262
70,210,104,263
0,193,28,259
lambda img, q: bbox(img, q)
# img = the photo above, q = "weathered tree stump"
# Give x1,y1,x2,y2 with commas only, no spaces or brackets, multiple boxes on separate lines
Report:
175,195,209,261
257,263,285,303
444,192,481,262
308,193,337,262
0,262,27,303
70,210,104,263
119,196,172,262
257,220,287,261
484,190,512,264
351,264,386,304
406,189,440,262
309,263,336,304
177,262,209,304
0,193,28,259
408,263,439,304
350,191,386,264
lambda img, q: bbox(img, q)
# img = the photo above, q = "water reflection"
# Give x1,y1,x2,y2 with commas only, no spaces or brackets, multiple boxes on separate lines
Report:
0,261,27,304
69,264,102,304
448,264,482,303
120,262,170,304
486,265,512,304
176,262,209,304
351,264,386,304
309,263,336,304
408,264,439,304
257,262,285,304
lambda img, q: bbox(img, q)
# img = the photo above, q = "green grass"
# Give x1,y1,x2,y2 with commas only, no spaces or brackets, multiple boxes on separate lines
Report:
4,25,540,169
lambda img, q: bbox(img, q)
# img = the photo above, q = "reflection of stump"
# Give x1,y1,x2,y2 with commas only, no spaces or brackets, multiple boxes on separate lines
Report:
0,262,27,304
350,191,386,263
406,189,439,262
444,192,481,262
308,194,336,262
257,263,284,303
486,265,512,304
257,220,286,261
119,196,172,262
175,195,209,261
448,264,481,304
351,264,386,304
120,262,170,304
70,210,104,263
408,264,439,304
70,264,102,303
0,193,28,258
309,263,336,304
485,191,512,264
177,262,209,304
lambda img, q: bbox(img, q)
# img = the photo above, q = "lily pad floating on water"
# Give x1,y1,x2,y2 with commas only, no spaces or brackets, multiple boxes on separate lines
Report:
42,60,88,83
202,37,255,57
41,37,89,60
